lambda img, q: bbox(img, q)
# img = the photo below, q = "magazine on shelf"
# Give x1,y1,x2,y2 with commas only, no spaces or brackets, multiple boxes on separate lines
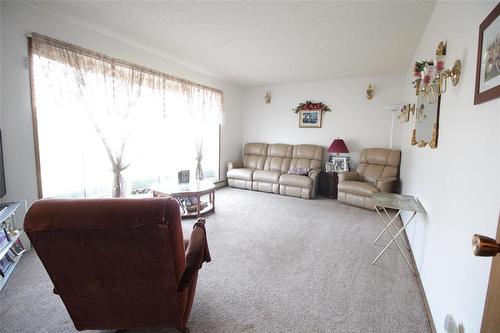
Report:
6,250,17,262
11,239,25,256
0,254,14,276
8,248,21,262
0,227,10,251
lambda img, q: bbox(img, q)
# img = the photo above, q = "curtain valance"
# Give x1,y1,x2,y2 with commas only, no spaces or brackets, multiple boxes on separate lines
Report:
30,32,224,123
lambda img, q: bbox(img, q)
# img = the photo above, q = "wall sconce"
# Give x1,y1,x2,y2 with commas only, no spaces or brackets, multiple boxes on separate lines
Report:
366,83,374,100
413,41,461,102
264,91,272,104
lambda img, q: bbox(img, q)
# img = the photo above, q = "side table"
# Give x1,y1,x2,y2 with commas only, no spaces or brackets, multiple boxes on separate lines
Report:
318,171,338,199
371,192,425,275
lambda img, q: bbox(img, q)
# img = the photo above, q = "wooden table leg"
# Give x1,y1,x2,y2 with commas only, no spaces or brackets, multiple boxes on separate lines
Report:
196,194,201,218
212,189,215,213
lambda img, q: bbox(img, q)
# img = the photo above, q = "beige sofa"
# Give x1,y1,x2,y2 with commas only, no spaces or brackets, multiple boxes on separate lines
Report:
227,143,323,199
337,148,401,210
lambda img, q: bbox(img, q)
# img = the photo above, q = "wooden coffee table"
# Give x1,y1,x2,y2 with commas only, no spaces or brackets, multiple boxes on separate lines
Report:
152,181,215,218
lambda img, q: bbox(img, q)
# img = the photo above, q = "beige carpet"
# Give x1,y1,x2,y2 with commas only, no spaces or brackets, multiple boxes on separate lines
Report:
0,187,431,332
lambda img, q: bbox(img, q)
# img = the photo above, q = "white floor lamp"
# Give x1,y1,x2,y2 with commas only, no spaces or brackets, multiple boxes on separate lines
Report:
384,104,401,149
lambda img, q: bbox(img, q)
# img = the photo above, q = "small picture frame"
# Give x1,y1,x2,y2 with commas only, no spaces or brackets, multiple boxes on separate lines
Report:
178,170,190,184
329,155,350,171
325,162,335,173
299,110,322,128
332,157,348,172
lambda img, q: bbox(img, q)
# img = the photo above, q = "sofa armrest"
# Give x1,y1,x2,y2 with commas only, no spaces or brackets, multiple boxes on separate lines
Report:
227,160,243,170
376,177,398,192
308,169,321,198
308,169,320,179
338,171,359,182
177,218,211,292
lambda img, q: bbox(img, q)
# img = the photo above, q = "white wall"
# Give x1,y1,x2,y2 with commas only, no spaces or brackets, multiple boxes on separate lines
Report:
399,2,500,332
0,2,243,212
242,74,406,166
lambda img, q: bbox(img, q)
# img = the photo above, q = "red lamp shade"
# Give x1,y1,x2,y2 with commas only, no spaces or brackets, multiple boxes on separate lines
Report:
328,139,349,154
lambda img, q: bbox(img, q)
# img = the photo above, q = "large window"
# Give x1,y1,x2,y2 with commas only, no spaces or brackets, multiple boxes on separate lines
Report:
29,33,222,198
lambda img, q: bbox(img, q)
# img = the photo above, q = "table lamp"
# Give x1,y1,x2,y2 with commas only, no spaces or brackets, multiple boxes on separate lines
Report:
328,138,349,157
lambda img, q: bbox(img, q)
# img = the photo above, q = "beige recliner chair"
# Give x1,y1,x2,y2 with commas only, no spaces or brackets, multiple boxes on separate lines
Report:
337,148,401,210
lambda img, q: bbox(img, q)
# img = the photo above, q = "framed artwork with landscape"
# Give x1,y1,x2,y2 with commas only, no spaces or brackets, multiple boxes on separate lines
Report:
299,110,322,128
474,3,500,105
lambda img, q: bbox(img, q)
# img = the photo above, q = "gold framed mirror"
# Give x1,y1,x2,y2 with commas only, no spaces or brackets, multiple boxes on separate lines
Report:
411,86,440,149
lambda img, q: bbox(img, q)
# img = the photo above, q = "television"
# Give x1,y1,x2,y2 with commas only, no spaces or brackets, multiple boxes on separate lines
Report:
0,130,6,199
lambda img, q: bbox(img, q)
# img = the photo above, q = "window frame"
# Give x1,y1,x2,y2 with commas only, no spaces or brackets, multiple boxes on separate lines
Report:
27,36,222,199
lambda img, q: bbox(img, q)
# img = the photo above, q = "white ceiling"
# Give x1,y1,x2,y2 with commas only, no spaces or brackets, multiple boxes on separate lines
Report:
28,1,436,86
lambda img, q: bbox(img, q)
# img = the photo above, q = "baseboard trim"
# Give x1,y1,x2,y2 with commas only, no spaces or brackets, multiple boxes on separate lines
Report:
214,179,227,188
400,218,437,333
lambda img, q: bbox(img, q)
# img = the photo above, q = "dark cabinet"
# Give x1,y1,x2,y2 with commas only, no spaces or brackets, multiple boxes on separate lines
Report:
318,172,339,199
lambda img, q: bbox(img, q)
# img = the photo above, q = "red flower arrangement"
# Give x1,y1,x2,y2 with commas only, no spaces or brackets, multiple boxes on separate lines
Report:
413,60,433,78
293,100,331,113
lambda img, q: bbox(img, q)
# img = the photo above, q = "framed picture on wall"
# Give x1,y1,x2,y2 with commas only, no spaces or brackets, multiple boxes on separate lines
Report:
474,3,500,105
299,110,322,128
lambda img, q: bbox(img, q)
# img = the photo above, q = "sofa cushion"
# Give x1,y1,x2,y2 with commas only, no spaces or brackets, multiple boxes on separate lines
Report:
288,167,310,175
289,144,323,170
244,143,268,156
267,144,293,158
279,173,312,188
360,164,385,184
253,170,282,183
360,148,400,167
338,181,380,196
263,144,293,172
356,148,401,184
242,143,268,170
227,168,254,181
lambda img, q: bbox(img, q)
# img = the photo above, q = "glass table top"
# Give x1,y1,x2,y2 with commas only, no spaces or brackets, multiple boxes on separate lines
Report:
151,180,215,195
371,192,425,213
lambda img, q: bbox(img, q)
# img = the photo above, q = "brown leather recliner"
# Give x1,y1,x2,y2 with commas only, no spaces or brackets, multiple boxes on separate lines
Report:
337,148,401,210
24,198,210,332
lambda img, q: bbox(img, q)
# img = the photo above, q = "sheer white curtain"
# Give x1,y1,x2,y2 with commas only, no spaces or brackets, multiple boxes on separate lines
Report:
30,33,223,198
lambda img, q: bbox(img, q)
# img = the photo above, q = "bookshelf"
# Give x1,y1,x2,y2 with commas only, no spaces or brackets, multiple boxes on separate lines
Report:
0,232,22,261
0,201,26,291
0,247,23,290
